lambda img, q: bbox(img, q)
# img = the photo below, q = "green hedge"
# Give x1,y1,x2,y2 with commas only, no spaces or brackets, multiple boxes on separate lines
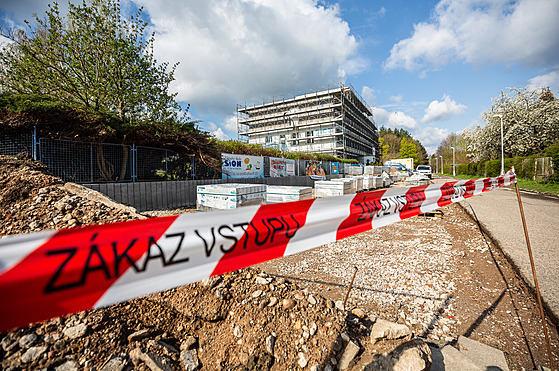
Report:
546,142,559,183
453,155,545,179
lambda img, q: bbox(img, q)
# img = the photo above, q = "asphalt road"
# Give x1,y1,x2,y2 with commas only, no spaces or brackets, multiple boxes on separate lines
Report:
436,177,559,323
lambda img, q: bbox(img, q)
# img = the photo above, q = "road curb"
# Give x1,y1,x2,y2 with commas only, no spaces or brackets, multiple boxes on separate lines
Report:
457,201,559,330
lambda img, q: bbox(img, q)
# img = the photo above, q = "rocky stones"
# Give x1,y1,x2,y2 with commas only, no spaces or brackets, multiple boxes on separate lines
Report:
298,352,309,368
19,333,37,348
63,323,87,339
282,298,296,309
457,335,510,371
252,289,263,298
351,308,365,318
339,340,360,370
369,339,432,371
308,294,317,305
130,348,172,371
181,336,198,351
233,326,243,338
128,329,152,342
181,349,200,371
309,322,318,336
265,335,276,354
99,356,127,371
335,300,345,311
21,346,47,363
370,319,412,344
256,276,272,285
55,360,79,371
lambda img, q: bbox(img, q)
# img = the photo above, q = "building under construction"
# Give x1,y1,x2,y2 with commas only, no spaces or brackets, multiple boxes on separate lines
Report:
237,83,379,161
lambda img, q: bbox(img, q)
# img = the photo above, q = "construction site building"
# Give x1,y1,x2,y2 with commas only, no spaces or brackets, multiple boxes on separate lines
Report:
237,83,379,161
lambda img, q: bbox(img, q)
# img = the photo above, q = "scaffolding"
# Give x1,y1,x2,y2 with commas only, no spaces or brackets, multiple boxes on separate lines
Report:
237,83,379,160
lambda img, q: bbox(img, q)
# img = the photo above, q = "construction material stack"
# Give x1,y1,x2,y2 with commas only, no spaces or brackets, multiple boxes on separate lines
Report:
350,176,364,192
315,181,354,198
332,178,357,194
197,183,266,211
266,186,313,204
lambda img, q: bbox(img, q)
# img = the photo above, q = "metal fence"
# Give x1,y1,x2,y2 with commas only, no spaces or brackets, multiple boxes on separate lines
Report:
0,130,36,158
0,130,350,183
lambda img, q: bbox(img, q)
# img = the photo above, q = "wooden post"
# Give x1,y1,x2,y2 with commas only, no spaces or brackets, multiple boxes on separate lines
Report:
514,182,555,371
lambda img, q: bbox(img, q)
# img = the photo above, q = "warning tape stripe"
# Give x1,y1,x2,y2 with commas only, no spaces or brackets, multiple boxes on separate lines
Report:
0,175,515,332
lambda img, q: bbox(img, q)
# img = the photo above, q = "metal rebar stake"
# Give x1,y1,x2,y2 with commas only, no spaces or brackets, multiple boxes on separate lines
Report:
514,182,555,371
343,266,358,309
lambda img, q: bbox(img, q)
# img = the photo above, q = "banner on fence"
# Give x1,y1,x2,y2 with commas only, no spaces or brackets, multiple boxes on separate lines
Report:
270,157,296,177
221,153,264,179
331,162,340,175
0,175,516,332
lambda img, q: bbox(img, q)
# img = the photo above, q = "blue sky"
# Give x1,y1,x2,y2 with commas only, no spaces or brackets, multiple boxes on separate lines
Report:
1,0,558,153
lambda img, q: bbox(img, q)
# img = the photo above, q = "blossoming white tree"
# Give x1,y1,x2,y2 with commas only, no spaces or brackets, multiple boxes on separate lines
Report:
466,88,559,161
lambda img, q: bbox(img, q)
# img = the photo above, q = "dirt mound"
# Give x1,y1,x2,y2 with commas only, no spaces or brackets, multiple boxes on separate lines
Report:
0,154,141,236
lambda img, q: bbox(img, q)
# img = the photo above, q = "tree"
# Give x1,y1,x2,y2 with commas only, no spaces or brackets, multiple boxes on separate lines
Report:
466,88,559,161
0,0,188,129
435,132,470,165
379,137,390,162
399,137,418,162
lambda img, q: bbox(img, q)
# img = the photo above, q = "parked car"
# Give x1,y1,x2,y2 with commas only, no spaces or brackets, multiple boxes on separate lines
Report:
416,165,432,178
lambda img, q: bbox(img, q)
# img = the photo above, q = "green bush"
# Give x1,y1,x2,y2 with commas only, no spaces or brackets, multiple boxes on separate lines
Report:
546,142,559,183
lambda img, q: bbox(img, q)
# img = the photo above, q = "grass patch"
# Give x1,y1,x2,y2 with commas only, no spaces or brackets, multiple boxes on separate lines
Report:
435,173,559,196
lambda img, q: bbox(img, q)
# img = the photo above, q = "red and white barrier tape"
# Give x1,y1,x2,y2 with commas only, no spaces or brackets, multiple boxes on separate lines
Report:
0,175,515,332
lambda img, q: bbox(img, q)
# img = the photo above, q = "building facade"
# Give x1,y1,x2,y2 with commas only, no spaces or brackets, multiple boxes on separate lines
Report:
237,83,379,161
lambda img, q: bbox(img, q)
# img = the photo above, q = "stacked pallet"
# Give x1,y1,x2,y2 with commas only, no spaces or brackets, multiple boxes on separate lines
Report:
346,166,364,175
350,176,364,192
315,181,354,198
196,183,266,211
266,186,313,204
362,175,376,190
332,178,357,194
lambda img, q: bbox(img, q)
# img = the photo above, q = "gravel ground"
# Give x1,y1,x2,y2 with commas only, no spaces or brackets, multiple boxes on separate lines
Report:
258,202,559,370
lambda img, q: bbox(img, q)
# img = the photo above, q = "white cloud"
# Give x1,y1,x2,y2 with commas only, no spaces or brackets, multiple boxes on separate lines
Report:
385,0,559,72
415,126,450,154
361,86,376,106
211,127,229,140
421,94,467,123
372,107,419,130
222,115,238,133
205,122,218,131
527,70,559,92
389,95,403,103
133,0,360,116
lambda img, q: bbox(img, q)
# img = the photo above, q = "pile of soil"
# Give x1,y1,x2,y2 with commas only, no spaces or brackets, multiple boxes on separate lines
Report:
0,153,142,235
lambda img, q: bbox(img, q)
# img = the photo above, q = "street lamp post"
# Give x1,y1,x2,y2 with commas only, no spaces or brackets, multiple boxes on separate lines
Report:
435,157,438,173
493,114,505,175
440,156,443,174
450,146,456,176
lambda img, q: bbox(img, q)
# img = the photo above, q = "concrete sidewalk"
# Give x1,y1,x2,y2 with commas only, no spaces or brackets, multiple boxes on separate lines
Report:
451,181,559,324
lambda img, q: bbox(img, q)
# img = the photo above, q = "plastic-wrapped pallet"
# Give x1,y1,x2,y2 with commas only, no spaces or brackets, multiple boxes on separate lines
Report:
315,181,353,198
362,175,375,190
350,176,364,191
351,166,364,175
197,183,266,211
266,185,313,204
372,176,383,188
332,178,357,194
364,166,384,175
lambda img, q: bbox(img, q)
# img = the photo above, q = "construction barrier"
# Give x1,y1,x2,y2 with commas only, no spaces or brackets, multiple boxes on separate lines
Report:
0,175,516,332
